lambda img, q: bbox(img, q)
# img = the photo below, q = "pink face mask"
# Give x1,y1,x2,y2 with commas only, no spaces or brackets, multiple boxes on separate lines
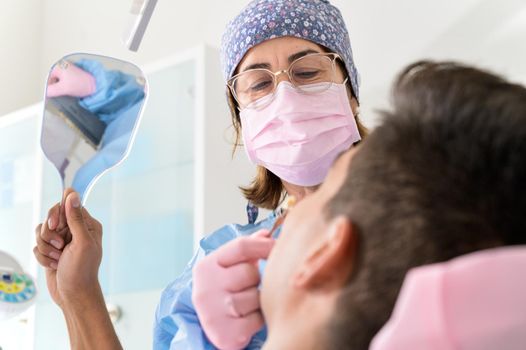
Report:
240,82,361,187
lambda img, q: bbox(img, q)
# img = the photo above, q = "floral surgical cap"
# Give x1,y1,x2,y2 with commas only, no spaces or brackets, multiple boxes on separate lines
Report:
220,0,360,98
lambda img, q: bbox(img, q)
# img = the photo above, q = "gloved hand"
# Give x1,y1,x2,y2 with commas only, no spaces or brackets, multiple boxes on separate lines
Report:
192,230,275,350
47,61,97,98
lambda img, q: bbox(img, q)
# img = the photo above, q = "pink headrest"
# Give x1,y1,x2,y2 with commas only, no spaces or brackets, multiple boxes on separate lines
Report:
371,246,526,350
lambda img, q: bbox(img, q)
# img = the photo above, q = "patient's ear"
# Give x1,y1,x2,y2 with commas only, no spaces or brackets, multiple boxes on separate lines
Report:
293,216,357,289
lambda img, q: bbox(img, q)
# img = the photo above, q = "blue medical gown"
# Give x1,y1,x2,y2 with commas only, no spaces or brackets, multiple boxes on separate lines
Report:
70,60,145,198
71,102,142,197
154,211,280,349
77,59,145,125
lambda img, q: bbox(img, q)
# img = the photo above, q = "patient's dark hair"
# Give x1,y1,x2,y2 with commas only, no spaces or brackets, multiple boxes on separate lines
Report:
323,61,526,349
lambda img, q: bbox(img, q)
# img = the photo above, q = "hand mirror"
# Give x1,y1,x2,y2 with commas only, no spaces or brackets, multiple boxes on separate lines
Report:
41,53,148,205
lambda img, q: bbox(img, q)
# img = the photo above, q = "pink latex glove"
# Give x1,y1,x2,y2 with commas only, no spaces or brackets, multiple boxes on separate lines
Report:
46,62,97,98
192,230,275,350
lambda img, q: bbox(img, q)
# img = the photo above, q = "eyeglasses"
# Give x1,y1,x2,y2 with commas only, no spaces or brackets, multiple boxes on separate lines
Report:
227,53,346,110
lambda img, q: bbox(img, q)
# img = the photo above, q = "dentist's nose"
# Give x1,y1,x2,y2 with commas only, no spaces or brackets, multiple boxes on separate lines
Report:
275,70,291,85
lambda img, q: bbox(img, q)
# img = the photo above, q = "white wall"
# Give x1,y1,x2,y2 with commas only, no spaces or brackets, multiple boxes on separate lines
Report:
340,0,526,125
3,0,526,127
38,0,205,76
0,0,43,116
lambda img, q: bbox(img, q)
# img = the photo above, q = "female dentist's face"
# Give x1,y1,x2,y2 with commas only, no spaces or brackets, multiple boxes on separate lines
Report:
236,36,360,200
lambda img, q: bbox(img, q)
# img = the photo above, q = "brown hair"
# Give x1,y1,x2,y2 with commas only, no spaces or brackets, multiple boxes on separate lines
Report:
227,81,368,210
323,61,526,349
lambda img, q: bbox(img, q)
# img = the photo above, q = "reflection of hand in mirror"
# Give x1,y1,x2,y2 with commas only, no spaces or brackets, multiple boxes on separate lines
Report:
47,61,97,98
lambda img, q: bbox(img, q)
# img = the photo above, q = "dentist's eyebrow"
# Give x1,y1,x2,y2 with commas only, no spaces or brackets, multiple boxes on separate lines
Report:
241,49,322,72
288,49,320,63
242,62,271,72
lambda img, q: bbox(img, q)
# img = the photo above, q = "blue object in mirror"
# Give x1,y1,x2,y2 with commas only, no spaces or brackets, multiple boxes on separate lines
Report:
41,53,148,204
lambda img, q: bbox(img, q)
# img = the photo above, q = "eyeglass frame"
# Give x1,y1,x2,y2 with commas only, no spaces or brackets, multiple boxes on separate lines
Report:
226,52,347,110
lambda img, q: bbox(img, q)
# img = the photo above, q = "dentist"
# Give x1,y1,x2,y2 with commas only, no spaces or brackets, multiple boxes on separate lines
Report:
34,0,366,349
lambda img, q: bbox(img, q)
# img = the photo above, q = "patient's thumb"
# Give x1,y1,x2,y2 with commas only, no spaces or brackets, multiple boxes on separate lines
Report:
64,192,87,240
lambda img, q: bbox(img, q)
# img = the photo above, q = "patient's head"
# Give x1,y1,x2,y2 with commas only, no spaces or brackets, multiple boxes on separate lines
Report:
261,61,526,350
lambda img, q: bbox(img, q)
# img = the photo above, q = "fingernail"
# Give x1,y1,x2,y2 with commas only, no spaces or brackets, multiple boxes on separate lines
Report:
48,217,55,230
50,262,58,269
71,193,80,208
49,251,60,260
50,240,62,249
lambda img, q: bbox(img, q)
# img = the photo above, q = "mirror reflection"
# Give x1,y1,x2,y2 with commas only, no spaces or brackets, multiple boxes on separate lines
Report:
41,53,147,204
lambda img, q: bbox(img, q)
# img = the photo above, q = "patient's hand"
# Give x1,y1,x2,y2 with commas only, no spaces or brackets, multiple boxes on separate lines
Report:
34,191,121,349
34,191,103,308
